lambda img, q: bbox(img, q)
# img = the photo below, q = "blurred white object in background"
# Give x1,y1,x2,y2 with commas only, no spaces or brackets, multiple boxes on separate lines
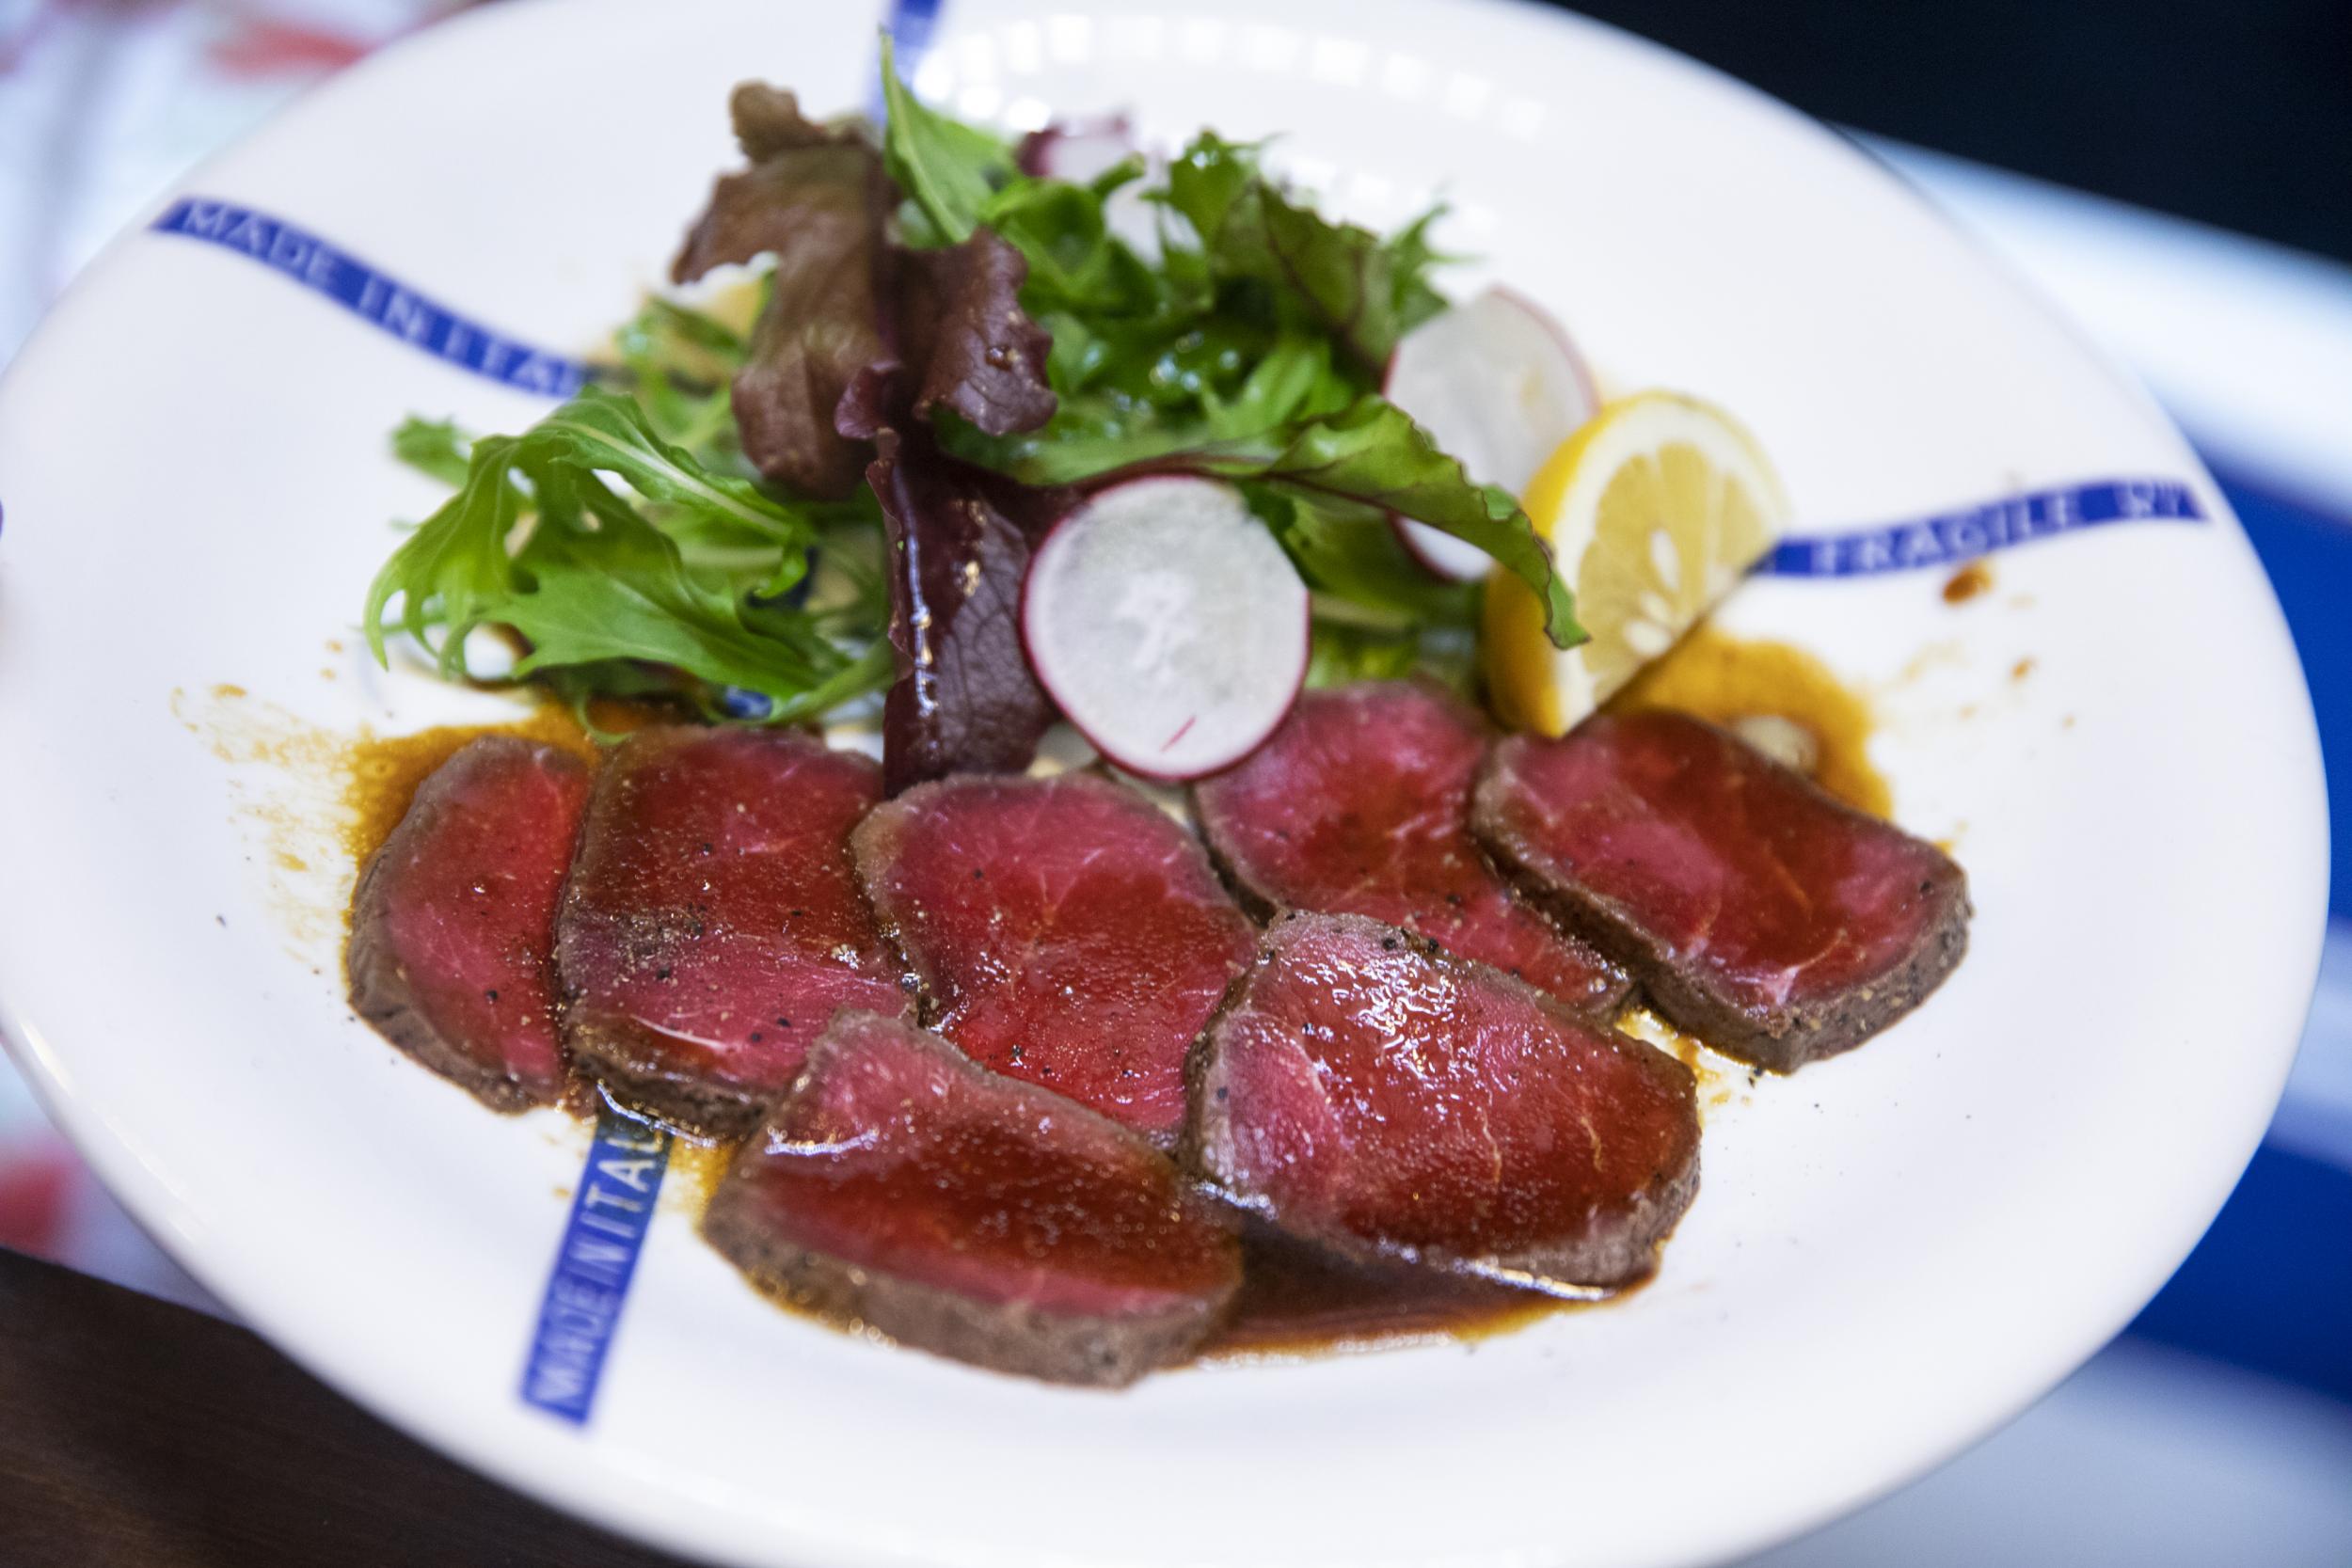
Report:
1869,138,2352,519
1754,1338,2352,1568
0,0,442,360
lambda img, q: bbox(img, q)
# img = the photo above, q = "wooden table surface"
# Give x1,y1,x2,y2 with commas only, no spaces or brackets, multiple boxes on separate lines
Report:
0,1246,696,1566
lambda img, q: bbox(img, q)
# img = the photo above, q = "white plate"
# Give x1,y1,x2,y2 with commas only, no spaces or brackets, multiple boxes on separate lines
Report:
0,1,2327,1565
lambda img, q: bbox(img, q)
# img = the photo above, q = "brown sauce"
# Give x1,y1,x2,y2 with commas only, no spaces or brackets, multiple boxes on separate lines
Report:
1941,560,1994,604
331,628,1883,1361
339,699,662,872
659,1135,737,1216
1204,1217,1589,1357
1615,1004,1748,1106
1609,625,1891,817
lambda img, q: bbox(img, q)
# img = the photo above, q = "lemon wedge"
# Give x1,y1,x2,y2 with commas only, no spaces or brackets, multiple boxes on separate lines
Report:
1485,391,1789,735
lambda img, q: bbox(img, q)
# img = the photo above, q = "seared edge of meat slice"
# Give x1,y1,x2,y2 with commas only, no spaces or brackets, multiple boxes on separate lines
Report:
347,736,590,1113
564,1034,770,1141
1473,715,1971,1072
703,1011,1242,1386
1622,892,1970,1073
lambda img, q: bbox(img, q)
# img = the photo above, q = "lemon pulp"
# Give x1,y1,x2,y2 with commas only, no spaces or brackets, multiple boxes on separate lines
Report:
1486,392,1788,735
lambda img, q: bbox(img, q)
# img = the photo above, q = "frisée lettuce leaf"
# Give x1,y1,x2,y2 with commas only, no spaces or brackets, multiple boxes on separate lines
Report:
1161,132,1448,373
364,387,888,723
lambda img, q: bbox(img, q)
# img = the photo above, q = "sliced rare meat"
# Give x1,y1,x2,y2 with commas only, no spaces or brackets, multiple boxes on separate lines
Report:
557,727,910,1137
1473,710,1971,1071
852,771,1257,1143
1193,682,1630,1016
346,736,590,1112
703,1010,1242,1386
1186,912,1698,1291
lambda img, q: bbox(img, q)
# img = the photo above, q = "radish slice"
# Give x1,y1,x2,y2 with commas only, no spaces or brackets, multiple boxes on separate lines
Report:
1383,286,1600,580
1019,116,1164,260
1019,115,1136,182
1022,477,1309,782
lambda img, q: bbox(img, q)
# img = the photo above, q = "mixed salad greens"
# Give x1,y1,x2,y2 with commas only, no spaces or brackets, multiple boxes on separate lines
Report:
364,44,1582,784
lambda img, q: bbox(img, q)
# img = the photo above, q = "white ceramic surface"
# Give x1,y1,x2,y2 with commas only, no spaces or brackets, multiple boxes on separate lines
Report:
0,2,2327,1566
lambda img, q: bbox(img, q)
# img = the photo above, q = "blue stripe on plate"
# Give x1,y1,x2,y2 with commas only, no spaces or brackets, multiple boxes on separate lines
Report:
519,1103,672,1425
150,198,594,397
886,0,945,59
876,0,946,117
1757,478,2205,577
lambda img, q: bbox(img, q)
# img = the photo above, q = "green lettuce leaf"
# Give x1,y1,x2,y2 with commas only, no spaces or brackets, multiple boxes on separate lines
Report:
609,294,750,465
364,387,881,721
936,328,1355,484
1305,620,1476,692
879,35,1015,245
526,389,805,551
857,68,1582,644
614,294,744,384
1216,397,1582,647
1246,485,1479,631
496,499,880,722
976,175,1160,318
1164,133,1448,371
390,417,475,488
367,433,529,674
368,61,1590,732
951,388,1579,645
607,295,743,460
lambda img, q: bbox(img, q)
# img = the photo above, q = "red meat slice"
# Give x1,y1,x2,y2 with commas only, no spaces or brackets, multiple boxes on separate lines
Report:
852,771,1257,1143
702,1010,1242,1386
1193,682,1629,1016
345,742,588,1109
347,736,590,1111
1186,912,1699,1291
1473,710,1970,1071
557,727,910,1136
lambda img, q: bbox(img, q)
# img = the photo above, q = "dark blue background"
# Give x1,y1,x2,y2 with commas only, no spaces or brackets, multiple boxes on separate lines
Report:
2221,471,2349,916
2123,471,2346,1398
1549,0,2352,266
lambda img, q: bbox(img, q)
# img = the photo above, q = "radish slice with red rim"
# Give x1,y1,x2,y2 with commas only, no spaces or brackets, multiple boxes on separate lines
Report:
1022,477,1309,782
1383,286,1599,580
